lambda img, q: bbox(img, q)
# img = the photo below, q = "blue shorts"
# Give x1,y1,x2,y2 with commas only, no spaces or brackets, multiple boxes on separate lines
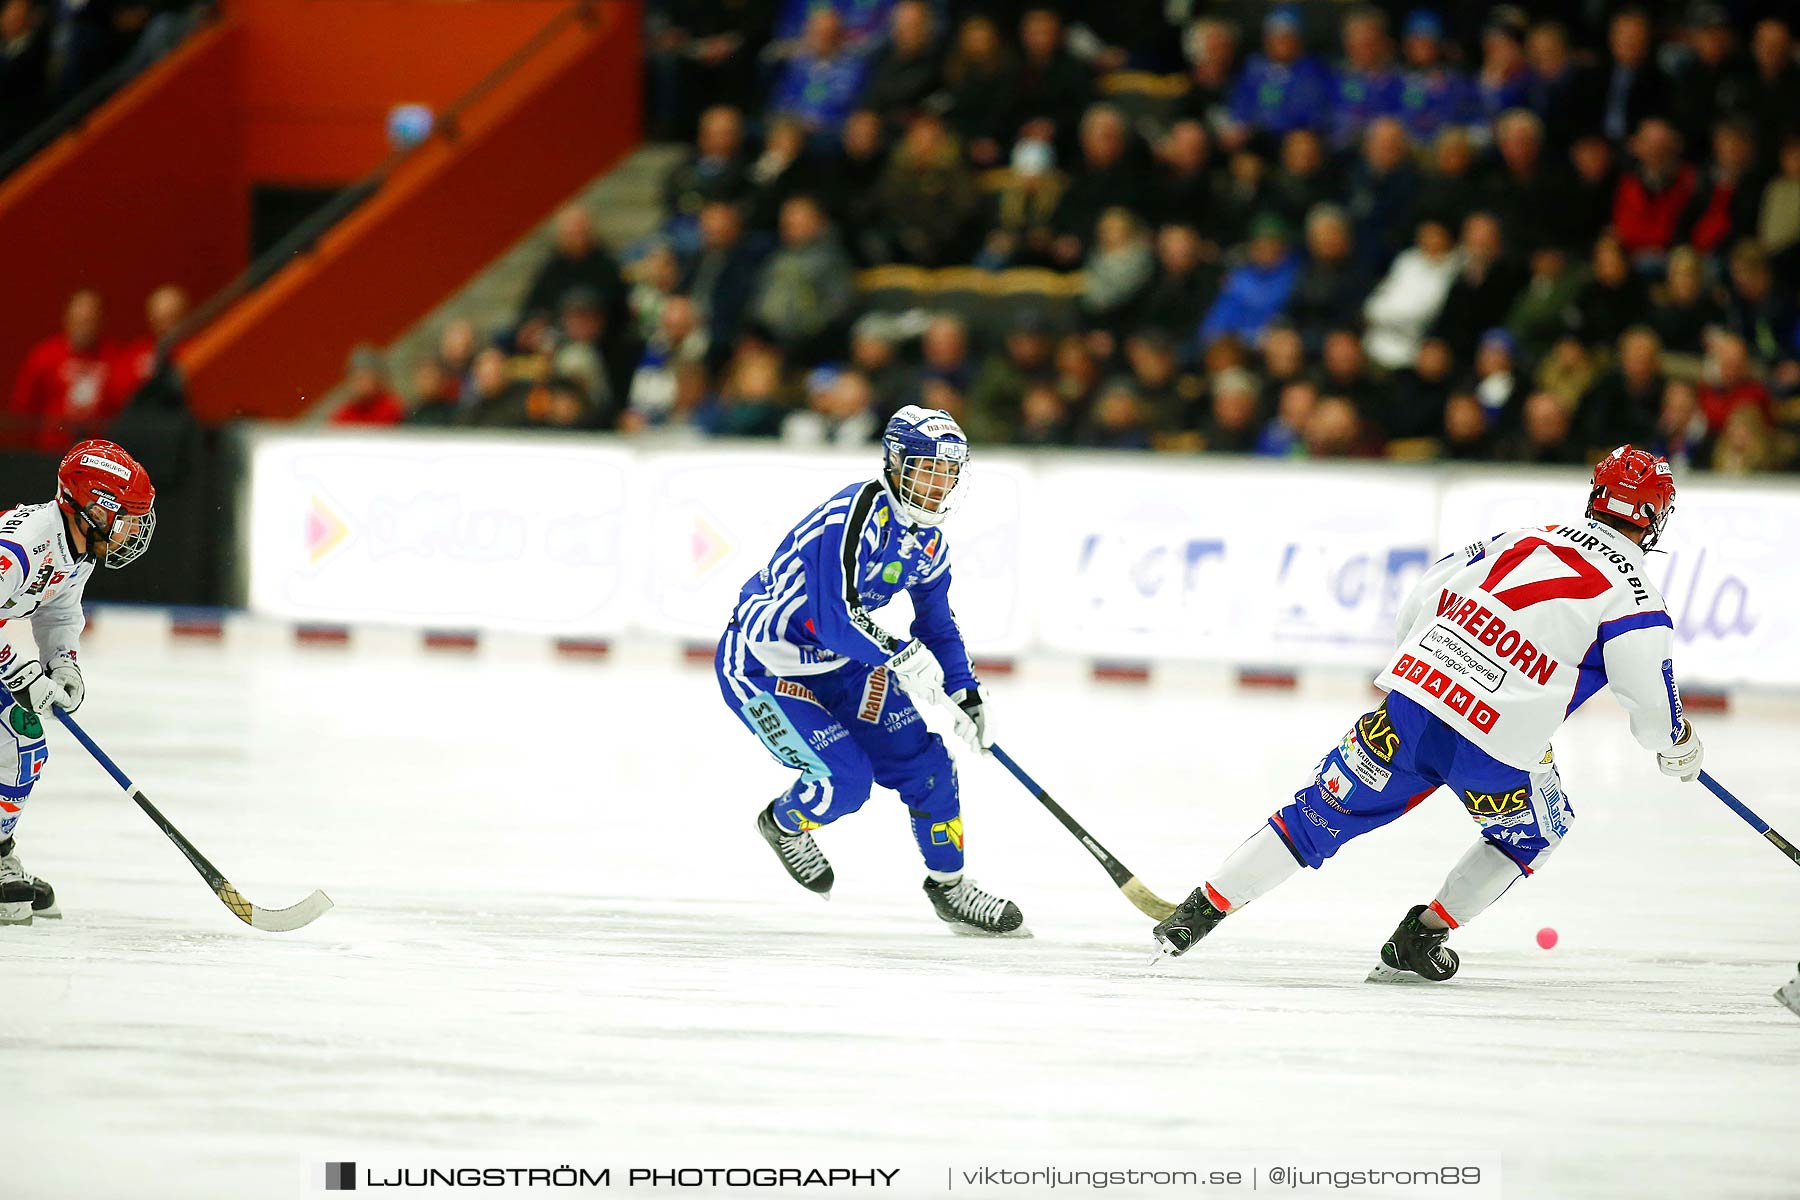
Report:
1273,692,1574,874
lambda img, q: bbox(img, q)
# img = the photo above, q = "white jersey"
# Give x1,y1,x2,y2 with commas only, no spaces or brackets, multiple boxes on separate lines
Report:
1378,519,1682,770
0,502,94,672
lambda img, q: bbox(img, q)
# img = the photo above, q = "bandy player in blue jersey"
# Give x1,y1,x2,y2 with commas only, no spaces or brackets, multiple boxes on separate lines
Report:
1153,446,1703,979
714,406,1024,935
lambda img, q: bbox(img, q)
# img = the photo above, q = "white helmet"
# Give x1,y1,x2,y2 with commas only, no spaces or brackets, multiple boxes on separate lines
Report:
880,405,968,528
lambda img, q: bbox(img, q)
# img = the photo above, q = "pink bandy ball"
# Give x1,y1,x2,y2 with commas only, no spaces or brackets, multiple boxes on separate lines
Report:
1536,927,1559,950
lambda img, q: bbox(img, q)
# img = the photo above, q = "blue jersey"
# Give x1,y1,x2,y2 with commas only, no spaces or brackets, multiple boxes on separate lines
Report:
1396,67,1476,141
1329,67,1404,145
726,478,977,692
1228,55,1335,136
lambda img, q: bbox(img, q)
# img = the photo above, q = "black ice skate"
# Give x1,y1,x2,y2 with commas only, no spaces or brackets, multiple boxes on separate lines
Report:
922,876,1027,936
1151,886,1229,958
0,837,58,926
756,802,834,899
1367,904,1460,983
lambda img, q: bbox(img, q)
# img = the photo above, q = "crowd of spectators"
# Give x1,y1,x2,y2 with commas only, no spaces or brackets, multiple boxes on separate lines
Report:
19,0,1788,477
0,0,207,156
4,283,188,451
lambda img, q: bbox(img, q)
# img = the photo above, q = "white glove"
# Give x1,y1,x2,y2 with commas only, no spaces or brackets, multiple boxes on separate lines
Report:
949,687,992,754
1,659,79,715
884,640,946,703
48,660,83,714
1658,718,1703,782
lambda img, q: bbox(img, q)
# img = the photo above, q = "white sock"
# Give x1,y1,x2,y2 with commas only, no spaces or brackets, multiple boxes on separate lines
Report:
927,869,962,885
1431,841,1526,928
1206,824,1302,911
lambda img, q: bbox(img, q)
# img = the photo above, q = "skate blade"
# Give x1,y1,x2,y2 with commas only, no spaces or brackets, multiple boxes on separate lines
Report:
1366,961,1425,983
1776,977,1800,1018
944,921,1033,939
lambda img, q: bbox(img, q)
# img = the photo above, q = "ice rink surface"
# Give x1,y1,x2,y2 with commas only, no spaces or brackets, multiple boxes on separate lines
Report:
7,619,1799,1199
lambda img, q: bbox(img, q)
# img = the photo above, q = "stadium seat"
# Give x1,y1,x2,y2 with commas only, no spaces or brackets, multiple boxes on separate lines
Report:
1094,71,1190,127
854,265,934,317
992,268,1084,335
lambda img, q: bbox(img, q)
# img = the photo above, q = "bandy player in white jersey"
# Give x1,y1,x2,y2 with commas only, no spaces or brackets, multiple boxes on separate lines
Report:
1152,446,1702,980
0,440,157,924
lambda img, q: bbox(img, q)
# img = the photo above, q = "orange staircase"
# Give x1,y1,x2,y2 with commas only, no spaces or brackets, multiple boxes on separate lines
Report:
0,0,642,423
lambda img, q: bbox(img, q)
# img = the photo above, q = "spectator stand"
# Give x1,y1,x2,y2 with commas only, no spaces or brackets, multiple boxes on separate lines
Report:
304,147,681,427
288,1,1800,473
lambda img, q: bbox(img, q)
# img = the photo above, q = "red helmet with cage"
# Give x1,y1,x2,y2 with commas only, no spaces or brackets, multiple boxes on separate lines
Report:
56,439,157,569
1586,444,1675,550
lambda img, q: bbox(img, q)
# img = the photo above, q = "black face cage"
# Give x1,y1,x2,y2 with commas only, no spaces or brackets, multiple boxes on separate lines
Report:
1639,501,1672,552
68,494,155,569
888,451,961,520
1586,485,1672,552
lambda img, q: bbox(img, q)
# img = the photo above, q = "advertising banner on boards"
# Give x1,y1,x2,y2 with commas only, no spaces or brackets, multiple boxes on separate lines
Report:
240,430,1798,687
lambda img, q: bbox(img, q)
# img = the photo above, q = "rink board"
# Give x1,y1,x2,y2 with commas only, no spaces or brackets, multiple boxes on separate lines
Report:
242,429,1796,687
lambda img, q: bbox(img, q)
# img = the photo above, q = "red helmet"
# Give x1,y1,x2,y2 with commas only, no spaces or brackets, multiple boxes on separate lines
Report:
56,439,157,568
1586,444,1675,550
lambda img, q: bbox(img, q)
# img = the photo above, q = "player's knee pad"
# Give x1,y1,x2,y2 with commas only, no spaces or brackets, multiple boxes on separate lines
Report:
781,762,874,828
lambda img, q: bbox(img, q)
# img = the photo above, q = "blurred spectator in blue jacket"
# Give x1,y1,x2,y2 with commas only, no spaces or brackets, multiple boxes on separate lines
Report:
1198,213,1301,347
1330,6,1402,149
1224,7,1333,151
767,6,871,141
1472,7,1531,130
771,0,891,48
1395,10,1474,143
